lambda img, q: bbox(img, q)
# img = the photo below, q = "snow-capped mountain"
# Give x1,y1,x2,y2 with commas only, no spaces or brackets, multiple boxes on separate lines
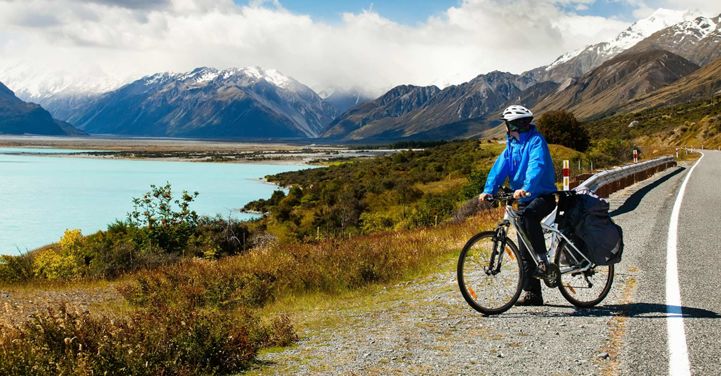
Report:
525,8,700,83
624,14,721,66
73,66,338,139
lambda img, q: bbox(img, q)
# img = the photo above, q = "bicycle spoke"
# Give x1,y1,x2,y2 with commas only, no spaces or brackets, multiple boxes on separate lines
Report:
557,243,614,307
458,232,523,315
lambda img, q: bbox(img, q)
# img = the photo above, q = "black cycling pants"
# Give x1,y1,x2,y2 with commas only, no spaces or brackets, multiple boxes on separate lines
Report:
516,194,556,293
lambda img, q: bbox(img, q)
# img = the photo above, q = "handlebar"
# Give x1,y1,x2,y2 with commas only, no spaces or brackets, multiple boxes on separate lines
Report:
482,188,531,203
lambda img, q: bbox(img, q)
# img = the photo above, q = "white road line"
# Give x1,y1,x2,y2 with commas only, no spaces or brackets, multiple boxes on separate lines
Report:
666,152,704,376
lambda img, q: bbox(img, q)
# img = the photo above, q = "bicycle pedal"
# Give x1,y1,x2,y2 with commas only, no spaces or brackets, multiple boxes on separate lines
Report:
542,263,560,288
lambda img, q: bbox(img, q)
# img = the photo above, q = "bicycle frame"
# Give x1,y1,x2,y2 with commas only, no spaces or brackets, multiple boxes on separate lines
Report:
499,203,594,274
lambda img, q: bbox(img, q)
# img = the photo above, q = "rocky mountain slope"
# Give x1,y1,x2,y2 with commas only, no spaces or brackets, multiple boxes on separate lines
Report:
323,84,441,140
323,72,548,141
73,67,337,139
621,56,721,112
533,49,699,120
0,82,84,136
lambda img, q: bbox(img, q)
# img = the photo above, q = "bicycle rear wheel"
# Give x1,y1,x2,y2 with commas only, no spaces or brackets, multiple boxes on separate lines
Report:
457,231,524,315
555,241,614,307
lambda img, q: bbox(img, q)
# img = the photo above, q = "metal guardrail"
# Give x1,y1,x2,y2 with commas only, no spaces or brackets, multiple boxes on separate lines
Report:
574,156,677,197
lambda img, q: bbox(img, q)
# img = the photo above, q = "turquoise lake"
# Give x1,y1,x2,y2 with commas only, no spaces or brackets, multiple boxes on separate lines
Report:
0,148,309,255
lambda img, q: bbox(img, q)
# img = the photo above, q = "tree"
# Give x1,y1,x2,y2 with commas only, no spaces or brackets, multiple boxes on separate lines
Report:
536,110,590,152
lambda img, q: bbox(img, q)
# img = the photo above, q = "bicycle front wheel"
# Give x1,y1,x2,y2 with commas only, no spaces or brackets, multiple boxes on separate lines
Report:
555,241,614,308
457,231,524,315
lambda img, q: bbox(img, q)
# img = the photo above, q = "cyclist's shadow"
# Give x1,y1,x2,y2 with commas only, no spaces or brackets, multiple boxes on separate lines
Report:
514,302,721,319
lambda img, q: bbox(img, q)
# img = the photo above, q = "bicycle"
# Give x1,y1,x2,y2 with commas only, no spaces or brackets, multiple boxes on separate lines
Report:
457,188,614,315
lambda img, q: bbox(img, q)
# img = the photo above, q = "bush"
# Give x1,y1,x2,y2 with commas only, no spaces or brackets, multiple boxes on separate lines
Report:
0,254,34,283
537,110,590,152
0,303,294,375
127,182,199,255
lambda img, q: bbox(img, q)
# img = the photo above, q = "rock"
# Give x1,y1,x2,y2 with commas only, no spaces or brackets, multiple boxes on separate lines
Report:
597,352,610,360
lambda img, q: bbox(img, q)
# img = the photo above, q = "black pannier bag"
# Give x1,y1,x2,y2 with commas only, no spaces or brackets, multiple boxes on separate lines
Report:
556,190,624,265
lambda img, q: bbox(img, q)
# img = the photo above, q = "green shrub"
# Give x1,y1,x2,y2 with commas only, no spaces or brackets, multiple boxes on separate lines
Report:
537,110,590,152
127,182,199,254
0,254,34,283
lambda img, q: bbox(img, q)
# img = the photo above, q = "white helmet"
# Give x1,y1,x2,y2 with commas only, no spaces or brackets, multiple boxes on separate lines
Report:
501,105,533,122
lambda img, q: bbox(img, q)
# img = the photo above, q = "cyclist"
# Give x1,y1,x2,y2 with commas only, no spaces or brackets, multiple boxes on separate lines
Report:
478,105,557,306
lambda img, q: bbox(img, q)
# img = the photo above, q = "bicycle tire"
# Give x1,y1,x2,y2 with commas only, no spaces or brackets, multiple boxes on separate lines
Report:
457,231,524,315
555,241,614,308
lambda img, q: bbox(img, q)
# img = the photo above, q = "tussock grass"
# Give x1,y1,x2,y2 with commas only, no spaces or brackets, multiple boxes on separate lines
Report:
0,211,498,375
119,212,497,312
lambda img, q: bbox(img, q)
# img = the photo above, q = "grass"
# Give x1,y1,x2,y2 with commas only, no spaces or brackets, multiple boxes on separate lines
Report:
0,209,498,374
414,177,468,194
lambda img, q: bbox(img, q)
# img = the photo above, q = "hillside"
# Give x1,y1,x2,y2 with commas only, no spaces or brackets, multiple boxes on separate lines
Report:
0,82,84,136
621,56,721,112
585,95,721,149
533,49,699,120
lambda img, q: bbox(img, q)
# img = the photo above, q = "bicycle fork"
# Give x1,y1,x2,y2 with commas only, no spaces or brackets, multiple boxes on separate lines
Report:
486,222,510,275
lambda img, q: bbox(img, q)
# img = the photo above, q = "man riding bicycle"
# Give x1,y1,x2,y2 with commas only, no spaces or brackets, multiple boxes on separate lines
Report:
478,105,556,306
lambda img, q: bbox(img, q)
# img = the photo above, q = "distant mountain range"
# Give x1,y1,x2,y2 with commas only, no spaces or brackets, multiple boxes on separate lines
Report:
73,67,337,139
1,8,719,140
0,82,83,136
325,9,721,141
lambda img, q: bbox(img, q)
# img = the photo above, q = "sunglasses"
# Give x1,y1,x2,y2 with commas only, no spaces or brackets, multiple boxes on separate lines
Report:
504,118,531,132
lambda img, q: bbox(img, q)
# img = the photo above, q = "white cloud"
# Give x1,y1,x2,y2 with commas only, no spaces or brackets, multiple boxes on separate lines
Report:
660,0,721,17
0,0,634,98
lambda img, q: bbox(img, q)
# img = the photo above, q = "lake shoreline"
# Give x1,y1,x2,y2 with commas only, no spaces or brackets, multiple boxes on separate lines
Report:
0,135,386,164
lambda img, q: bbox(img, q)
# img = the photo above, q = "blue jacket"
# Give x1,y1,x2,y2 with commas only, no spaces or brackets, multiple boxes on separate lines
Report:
483,126,557,203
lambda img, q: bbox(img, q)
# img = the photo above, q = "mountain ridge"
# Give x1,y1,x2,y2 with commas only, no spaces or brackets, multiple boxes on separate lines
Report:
533,49,700,120
0,81,84,136
74,67,337,139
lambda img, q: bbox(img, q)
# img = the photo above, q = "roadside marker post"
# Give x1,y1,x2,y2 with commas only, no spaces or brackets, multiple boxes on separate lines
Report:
633,149,638,163
675,148,679,159
562,160,570,190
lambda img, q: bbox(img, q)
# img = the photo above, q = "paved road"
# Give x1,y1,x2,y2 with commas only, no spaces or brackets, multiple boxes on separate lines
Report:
612,150,721,375
672,150,721,375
